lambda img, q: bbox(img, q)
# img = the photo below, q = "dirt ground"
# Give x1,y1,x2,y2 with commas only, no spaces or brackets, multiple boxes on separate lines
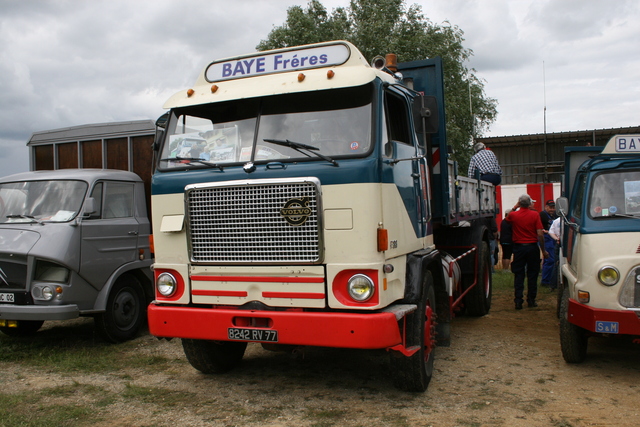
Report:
2,272,640,427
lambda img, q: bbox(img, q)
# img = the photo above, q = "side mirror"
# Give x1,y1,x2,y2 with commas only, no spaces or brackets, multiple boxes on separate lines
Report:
556,197,569,216
83,197,97,218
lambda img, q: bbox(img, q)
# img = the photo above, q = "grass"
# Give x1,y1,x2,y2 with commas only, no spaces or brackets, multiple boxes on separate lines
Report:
0,322,172,374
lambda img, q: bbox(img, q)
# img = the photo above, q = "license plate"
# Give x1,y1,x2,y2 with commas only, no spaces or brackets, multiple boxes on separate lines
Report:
595,321,619,334
0,293,14,303
228,328,278,342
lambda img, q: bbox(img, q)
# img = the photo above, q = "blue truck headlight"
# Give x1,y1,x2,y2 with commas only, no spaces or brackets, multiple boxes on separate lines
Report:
157,272,177,297
347,274,375,302
598,266,620,286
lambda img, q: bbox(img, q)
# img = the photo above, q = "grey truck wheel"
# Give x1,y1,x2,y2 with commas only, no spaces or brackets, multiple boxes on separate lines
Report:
95,274,146,343
182,339,247,374
391,271,436,392
559,287,588,363
464,241,492,316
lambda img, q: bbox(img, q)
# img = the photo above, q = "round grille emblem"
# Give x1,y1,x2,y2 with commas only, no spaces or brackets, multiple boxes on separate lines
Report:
280,197,312,226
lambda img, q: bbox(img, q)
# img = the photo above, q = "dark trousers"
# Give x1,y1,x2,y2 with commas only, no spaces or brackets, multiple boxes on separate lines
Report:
480,173,502,186
512,243,541,304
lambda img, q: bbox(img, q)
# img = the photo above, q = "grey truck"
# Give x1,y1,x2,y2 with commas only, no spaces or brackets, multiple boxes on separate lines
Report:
0,169,153,342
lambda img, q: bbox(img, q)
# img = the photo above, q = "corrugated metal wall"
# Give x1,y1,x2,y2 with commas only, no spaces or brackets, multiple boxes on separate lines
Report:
478,125,640,185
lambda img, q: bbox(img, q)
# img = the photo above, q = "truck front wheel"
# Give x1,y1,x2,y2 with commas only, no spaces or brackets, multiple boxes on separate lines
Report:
182,339,247,374
95,274,146,343
391,271,436,392
559,287,588,363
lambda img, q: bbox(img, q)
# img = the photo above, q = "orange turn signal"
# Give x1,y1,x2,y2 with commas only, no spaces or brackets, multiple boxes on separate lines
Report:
377,228,388,252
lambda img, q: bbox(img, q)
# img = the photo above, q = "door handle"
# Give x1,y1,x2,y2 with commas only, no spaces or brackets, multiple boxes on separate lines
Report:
128,231,139,235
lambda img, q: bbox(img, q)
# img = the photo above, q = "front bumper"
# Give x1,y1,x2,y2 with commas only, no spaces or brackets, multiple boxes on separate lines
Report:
0,304,80,321
568,299,640,335
148,304,412,349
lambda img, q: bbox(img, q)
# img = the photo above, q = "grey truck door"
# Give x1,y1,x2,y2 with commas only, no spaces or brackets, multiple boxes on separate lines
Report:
79,181,139,290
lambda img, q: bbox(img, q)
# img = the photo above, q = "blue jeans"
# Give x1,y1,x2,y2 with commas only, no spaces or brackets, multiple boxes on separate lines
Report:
541,234,556,285
512,243,541,304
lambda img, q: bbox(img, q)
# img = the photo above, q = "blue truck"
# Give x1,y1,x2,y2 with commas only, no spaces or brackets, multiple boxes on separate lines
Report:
147,41,496,391
557,134,640,362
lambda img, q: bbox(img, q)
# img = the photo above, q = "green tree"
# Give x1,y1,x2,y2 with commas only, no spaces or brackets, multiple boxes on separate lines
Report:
257,0,498,173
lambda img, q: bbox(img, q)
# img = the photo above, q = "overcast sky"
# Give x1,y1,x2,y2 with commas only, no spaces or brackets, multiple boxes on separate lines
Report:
1,0,638,177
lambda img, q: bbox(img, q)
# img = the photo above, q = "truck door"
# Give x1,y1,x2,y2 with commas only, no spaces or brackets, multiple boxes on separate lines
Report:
382,88,425,238
79,181,140,289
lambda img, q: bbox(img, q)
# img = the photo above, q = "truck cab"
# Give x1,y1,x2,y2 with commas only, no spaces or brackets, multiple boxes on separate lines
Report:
557,134,640,362
148,41,495,392
0,169,153,342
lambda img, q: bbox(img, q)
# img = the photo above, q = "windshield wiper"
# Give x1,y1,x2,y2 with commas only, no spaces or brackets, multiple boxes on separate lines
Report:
263,139,338,167
6,214,42,224
609,213,640,219
159,157,224,170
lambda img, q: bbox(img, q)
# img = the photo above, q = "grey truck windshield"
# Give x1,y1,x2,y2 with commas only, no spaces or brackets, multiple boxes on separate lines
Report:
0,180,88,223
158,85,373,169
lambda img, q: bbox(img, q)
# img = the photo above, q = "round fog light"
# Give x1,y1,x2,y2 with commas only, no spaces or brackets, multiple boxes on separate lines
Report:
347,274,375,302
598,266,619,286
157,272,177,297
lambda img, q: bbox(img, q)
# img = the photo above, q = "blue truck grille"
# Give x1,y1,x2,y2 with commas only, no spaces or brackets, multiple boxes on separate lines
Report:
186,178,322,264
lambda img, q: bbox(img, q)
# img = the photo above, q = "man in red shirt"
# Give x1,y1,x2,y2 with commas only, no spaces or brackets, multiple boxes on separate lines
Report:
506,194,549,309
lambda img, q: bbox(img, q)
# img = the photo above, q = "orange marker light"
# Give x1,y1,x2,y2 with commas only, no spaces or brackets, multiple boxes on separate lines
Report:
298,73,305,82
327,70,335,79
187,88,195,97
211,84,218,93
377,228,389,252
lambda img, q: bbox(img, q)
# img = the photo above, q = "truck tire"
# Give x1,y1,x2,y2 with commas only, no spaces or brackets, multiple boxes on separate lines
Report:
391,271,436,392
464,241,492,316
556,282,564,319
95,273,146,343
182,339,247,374
559,287,588,363
0,320,44,337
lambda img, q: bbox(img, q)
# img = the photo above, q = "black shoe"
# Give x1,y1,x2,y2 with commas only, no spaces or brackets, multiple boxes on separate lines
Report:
515,302,523,310
528,301,538,308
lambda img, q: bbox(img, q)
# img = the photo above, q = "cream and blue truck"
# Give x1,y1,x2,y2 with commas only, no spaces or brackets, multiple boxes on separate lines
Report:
148,41,496,391
557,134,640,362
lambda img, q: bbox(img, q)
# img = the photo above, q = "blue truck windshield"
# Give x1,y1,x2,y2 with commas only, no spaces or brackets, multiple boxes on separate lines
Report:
158,85,373,169
0,180,88,223
589,170,640,218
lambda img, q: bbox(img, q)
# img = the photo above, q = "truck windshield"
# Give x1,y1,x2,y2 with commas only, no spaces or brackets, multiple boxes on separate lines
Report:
589,170,640,218
0,180,88,223
158,84,373,169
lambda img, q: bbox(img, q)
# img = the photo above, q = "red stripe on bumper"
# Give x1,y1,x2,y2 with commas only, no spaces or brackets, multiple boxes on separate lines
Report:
148,304,402,349
192,290,248,297
262,292,325,299
568,299,640,335
191,275,324,283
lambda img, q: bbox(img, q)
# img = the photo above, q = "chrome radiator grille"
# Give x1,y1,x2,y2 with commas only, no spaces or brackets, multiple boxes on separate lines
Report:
186,178,322,264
